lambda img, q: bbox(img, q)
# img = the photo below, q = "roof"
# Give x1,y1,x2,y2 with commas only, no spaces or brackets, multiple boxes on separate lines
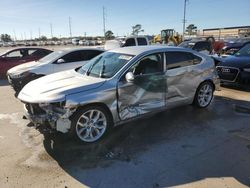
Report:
57,47,105,53
203,26,250,31
109,45,181,56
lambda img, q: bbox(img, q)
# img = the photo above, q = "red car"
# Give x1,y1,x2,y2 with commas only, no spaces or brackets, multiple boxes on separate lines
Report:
0,47,52,78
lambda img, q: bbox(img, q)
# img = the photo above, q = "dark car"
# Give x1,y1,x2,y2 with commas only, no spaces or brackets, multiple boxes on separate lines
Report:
179,40,213,55
216,43,250,85
221,37,250,56
0,47,52,78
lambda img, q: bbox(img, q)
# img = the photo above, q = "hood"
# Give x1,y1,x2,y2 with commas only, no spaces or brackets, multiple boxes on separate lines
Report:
18,70,106,103
217,56,250,68
7,61,46,75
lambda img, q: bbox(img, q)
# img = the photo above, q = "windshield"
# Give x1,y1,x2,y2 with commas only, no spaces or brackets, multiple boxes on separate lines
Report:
235,43,250,57
38,51,64,63
77,52,134,78
179,41,195,49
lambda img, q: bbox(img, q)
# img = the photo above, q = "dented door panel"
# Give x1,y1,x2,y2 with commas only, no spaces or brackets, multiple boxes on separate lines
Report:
118,73,166,120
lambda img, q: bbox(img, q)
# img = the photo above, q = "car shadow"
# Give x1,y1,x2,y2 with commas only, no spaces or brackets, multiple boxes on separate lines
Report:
34,96,250,187
0,79,9,86
221,83,250,92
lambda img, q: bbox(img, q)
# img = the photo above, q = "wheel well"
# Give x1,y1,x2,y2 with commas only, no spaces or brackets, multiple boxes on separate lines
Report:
201,79,215,90
74,103,114,125
193,79,215,103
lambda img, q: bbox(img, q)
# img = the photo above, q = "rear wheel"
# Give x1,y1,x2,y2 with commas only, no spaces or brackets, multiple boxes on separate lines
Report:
194,82,214,108
70,106,112,143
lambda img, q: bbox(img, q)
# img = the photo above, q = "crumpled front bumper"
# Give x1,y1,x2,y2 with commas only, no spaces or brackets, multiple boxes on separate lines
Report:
23,104,73,133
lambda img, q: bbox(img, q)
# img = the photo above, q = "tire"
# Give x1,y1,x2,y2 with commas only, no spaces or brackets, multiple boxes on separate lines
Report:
193,81,214,108
69,105,112,143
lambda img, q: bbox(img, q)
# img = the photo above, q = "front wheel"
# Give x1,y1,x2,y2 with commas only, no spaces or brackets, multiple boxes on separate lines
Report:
194,82,214,108
70,106,112,143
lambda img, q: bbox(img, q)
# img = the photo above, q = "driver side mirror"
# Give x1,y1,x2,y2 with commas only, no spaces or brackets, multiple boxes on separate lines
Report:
125,72,134,83
57,58,65,64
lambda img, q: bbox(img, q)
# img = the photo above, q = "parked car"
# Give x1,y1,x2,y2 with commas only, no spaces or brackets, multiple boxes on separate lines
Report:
72,38,80,45
7,48,104,95
216,43,250,85
179,40,213,55
0,47,52,78
79,40,90,46
122,36,149,47
220,37,250,56
18,46,219,143
104,36,149,50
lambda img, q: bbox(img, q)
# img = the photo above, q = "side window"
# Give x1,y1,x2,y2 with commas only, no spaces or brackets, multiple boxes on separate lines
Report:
124,38,136,47
166,52,201,70
137,38,147,46
60,51,83,63
192,54,202,65
193,42,211,52
81,50,103,61
130,53,163,75
28,49,37,56
5,50,23,58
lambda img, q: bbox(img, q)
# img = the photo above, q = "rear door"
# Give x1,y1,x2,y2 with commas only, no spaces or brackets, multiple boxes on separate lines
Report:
165,51,202,107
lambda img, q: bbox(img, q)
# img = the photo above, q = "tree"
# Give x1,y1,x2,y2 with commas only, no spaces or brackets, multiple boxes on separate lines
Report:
40,36,47,41
105,30,115,40
186,24,197,35
131,24,144,36
0,34,12,42
51,37,59,41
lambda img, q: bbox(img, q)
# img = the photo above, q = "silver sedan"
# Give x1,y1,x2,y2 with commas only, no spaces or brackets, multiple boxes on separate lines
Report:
18,46,220,143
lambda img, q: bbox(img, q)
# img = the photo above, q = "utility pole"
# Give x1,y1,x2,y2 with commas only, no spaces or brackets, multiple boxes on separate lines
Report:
24,32,26,41
13,29,16,41
103,6,106,40
182,0,188,40
30,30,33,40
69,16,72,38
50,23,53,38
38,27,41,38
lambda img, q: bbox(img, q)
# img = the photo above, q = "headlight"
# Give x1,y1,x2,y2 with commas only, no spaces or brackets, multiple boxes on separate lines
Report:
243,68,250,72
11,71,31,79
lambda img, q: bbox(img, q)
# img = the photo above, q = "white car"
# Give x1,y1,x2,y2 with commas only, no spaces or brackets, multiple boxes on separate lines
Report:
7,48,104,95
104,36,149,50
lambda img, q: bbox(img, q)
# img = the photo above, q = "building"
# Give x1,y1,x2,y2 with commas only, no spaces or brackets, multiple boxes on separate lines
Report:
201,26,250,38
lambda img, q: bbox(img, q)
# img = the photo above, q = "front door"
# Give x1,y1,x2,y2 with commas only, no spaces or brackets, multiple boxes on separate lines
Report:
117,53,166,120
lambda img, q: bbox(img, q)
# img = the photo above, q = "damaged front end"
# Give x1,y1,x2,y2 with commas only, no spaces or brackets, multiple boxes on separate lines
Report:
23,101,76,133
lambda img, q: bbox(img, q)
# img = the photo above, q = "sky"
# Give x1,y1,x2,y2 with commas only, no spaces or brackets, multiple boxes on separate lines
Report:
0,0,249,40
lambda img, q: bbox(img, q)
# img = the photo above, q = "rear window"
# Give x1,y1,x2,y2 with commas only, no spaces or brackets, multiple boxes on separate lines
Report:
137,37,148,45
